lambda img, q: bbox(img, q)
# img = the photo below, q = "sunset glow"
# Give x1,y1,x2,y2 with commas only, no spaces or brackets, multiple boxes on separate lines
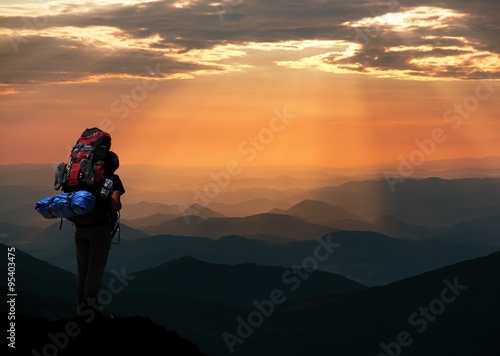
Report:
0,0,499,168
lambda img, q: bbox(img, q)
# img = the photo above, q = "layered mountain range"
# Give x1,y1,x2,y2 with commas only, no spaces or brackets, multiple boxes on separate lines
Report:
1,158,499,355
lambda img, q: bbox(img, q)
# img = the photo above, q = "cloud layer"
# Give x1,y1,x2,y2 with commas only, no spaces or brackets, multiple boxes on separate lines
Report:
1,0,499,85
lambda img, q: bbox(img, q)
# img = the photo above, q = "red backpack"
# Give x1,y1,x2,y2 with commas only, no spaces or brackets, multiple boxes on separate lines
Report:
54,127,112,195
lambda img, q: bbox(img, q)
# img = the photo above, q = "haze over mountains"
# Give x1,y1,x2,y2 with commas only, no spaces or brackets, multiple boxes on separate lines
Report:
1,156,500,355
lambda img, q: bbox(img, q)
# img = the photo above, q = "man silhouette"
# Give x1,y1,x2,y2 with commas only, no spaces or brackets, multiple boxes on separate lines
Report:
72,151,125,317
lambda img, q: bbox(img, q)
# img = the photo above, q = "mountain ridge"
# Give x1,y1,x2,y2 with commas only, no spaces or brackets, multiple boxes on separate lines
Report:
233,249,500,355
123,255,368,308
143,212,336,240
7,311,205,356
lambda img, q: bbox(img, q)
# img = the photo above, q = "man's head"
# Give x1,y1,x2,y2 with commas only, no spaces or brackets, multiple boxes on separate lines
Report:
107,151,120,173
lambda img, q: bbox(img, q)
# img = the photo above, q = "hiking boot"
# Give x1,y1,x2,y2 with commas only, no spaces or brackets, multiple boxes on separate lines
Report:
54,162,67,190
80,158,95,185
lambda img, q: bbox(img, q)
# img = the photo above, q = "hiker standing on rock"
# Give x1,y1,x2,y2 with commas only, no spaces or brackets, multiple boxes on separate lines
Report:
51,128,126,317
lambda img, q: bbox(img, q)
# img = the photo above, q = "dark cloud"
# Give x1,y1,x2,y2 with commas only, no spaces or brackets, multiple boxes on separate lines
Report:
0,0,498,82
0,35,218,84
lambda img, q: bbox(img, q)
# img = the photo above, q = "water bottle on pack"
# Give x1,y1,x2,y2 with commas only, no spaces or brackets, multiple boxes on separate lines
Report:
99,178,113,198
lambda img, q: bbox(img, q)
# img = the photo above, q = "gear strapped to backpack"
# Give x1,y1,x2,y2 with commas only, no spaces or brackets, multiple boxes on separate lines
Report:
35,127,121,242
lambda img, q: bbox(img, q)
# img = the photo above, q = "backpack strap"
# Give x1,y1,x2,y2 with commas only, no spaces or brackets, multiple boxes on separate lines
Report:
111,211,120,245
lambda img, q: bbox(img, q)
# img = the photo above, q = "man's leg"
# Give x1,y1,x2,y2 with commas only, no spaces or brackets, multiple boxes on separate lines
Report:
84,224,113,310
75,228,90,306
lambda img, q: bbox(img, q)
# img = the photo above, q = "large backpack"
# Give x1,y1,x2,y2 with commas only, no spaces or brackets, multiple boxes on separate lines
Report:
36,127,119,236
51,127,115,227
55,127,112,195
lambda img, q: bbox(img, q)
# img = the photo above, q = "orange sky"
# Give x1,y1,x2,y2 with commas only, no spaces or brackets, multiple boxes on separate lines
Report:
0,0,499,168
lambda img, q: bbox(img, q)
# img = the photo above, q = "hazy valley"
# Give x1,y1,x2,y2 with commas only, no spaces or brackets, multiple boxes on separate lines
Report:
1,157,500,355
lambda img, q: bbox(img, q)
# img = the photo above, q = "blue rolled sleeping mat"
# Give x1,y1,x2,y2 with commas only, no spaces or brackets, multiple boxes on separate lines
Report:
35,190,96,219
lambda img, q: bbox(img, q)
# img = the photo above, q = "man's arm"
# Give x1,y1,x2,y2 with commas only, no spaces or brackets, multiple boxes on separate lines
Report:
110,190,122,211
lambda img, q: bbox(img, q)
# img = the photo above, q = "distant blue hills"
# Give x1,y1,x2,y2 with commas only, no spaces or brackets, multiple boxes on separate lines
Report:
1,162,500,355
